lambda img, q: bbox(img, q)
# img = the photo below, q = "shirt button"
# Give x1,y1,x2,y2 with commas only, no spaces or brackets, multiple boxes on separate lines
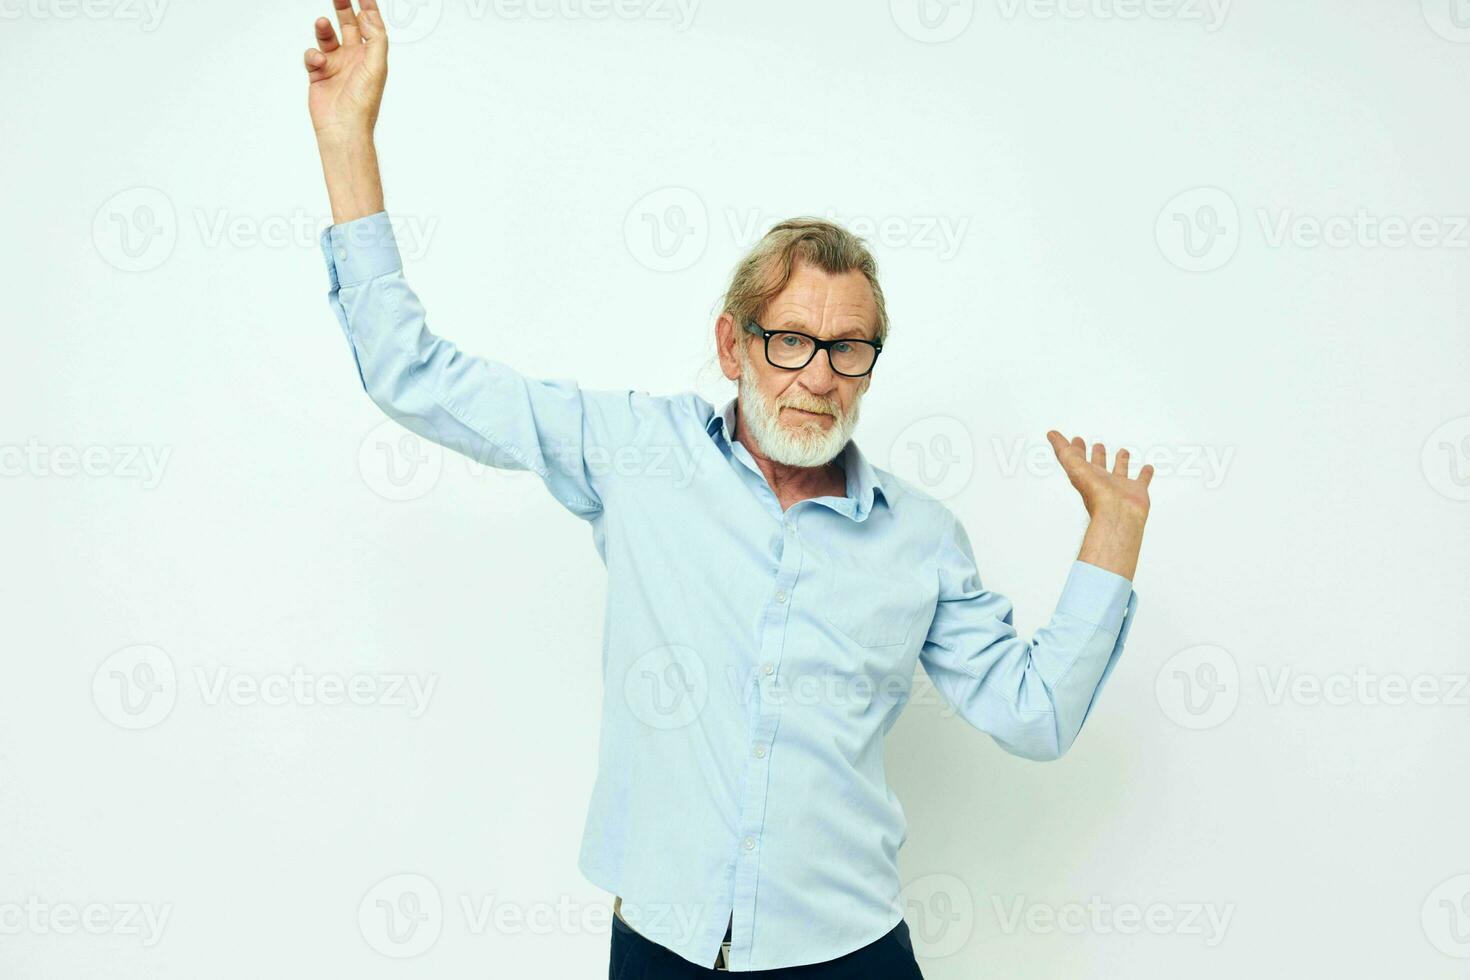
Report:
762,663,774,675
753,745,766,758
775,591,787,604
743,837,755,850
335,247,347,261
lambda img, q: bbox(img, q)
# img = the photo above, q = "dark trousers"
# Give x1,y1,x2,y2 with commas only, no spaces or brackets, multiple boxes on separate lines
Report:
609,912,925,979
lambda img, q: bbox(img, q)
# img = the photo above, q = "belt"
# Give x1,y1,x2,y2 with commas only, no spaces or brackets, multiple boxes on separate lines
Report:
615,897,734,970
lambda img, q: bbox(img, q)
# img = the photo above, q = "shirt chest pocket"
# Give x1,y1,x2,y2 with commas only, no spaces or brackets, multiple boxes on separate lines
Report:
817,564,933,649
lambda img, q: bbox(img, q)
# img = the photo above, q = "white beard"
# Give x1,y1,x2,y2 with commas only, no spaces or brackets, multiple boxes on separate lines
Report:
735,350,863,469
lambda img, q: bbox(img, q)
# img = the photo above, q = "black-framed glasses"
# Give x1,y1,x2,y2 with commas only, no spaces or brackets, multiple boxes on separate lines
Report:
742,321,883,378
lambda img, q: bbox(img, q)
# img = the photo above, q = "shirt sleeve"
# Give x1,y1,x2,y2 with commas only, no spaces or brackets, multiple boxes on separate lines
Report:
321,210,648,521
918,512,1139,761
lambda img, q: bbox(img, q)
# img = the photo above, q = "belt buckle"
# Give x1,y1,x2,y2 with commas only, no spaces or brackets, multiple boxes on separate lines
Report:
715,939,732,970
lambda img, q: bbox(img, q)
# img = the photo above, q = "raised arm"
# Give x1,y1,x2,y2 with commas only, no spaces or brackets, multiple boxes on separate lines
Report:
303,1,651,521
305,0,387,224
918,436,1150,761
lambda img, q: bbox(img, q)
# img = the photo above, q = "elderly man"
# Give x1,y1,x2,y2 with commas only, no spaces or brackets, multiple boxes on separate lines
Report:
305,2,1151,975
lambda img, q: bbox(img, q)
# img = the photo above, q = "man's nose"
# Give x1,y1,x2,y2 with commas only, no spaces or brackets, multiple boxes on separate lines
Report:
798,348,840,392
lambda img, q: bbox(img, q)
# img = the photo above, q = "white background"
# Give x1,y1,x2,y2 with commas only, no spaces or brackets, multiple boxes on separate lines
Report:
2,0,1468,977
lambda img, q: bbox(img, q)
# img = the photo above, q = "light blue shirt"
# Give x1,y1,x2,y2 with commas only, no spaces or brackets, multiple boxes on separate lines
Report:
321,211,1139,972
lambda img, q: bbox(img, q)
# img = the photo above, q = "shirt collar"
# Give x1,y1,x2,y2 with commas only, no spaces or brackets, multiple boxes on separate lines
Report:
706,396,888,521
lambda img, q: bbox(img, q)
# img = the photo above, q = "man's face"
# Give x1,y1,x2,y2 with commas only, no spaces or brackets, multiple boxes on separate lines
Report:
719,258,879,468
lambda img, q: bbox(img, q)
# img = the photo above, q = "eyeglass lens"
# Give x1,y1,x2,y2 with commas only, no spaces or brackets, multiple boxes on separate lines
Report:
767,332,876,375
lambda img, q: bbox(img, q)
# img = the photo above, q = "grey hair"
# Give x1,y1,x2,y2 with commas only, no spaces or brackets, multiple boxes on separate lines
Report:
719,217,889,347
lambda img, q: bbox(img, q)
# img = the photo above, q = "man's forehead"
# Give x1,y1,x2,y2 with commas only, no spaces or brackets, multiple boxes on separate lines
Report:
763,262,878,333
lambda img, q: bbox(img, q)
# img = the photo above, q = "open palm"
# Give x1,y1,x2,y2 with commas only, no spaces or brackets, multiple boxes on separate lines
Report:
304,0,388,137
1046,430,1153,522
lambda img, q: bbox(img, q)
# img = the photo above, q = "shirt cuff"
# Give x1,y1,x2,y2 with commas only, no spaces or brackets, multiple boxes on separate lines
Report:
320,210,403,289
1055,559,1135,636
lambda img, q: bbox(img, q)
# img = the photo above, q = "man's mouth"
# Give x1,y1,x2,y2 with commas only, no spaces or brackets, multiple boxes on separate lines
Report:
785,407,832,420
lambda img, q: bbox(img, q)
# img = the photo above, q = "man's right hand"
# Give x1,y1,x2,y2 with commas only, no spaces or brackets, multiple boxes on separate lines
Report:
304,0,389,143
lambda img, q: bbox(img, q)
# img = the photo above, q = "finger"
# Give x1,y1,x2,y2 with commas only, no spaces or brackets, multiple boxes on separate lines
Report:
333,0,360,43
304,47,329,78
1047,430,1079,461
315,16,340,52
1112,447,1130,478
358,0,387,39
1090,442,1105,468
1047,431,1088,485
1138,463,1155,488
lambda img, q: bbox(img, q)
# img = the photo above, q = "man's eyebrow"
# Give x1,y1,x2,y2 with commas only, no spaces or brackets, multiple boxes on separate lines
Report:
769,317,876,339
834,323,878,341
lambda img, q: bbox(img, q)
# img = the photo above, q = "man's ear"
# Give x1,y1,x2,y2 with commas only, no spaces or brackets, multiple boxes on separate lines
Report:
715,313,742,382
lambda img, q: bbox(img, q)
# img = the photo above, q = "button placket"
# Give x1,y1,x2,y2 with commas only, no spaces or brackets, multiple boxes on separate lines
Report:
727,519,802,970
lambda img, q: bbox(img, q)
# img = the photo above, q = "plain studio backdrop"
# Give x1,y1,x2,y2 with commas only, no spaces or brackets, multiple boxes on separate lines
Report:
3,1,1468,977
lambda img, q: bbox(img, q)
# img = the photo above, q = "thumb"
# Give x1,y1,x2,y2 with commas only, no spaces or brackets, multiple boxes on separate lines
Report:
1046,430,1089,485
1046,430,1078,465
